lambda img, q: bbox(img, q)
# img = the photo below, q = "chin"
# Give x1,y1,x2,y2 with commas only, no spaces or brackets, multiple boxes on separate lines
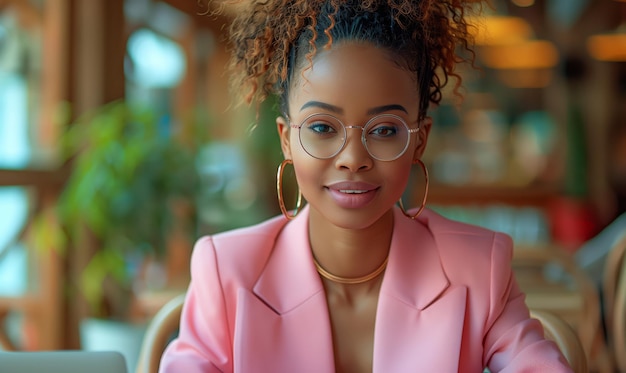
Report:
314,205,394,231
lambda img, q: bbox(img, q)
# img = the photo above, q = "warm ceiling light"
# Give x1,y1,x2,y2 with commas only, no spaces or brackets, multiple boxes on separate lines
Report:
468,16,534,46
587,25,626,61
479,40,559,69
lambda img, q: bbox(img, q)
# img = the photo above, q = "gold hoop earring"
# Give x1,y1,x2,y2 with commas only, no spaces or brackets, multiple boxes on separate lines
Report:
277,159,303,220
398,159,429,220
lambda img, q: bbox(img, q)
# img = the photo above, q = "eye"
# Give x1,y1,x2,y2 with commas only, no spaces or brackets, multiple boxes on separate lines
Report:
302,116,341,137
307,121,336,134
368,124,398,138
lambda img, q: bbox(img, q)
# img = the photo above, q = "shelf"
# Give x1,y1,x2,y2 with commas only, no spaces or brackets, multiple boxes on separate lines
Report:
0,168,68,188
427,184,561,207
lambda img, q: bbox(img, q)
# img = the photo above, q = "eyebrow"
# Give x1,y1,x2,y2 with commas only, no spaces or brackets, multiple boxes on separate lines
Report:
299,101,408,116
366,104,408,116
300,101,343,114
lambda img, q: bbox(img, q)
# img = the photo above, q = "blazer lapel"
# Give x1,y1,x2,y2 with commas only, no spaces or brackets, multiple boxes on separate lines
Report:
233,207,468,372
373,208,468,372
234,206,335,372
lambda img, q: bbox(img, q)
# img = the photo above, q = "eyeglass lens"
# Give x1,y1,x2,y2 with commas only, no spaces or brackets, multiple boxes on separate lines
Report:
297,114,412,161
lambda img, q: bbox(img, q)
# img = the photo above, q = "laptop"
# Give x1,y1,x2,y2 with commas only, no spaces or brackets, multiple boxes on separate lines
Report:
0,350,128,373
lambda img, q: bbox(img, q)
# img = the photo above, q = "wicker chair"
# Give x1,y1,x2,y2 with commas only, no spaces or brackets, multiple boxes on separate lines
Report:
530,309,588,373
135,293,185,373
612,248,626,372
602,232,626,372
514,244,612,372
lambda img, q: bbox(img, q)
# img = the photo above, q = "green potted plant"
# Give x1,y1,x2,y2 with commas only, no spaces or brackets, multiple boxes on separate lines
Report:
36,99,210,320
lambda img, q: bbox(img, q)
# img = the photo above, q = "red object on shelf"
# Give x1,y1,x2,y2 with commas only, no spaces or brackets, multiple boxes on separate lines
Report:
548,197,598,253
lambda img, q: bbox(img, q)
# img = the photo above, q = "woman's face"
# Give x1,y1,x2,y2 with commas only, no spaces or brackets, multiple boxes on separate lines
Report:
277,42,431,230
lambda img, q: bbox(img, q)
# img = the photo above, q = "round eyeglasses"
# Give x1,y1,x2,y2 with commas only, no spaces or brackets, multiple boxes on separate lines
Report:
290,113,420,161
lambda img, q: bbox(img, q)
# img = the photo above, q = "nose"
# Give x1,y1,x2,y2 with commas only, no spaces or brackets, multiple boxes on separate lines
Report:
334,129,373,172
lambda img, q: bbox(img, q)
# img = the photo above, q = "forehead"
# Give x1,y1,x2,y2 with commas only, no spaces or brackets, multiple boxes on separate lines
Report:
288,43,419,115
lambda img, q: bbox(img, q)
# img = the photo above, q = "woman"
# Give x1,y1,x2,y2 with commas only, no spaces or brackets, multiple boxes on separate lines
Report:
160,1,573,371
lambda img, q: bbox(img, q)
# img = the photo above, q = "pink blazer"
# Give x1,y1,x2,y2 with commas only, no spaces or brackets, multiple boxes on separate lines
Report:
160,206,572,372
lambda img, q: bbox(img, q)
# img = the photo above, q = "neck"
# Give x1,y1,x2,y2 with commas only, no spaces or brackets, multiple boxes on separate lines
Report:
308,208,394,284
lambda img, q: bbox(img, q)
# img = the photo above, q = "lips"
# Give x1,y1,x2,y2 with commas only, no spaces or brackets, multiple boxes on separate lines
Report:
326,181,379,209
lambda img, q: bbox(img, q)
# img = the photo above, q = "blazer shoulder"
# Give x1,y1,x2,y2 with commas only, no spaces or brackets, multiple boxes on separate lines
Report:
419,208,514,264
422,208,502,238
215,214,288,249
190,214,289,284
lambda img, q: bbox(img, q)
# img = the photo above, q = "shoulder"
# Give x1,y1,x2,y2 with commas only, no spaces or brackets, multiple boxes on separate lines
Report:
190,214,289,284
417,208,514,278
211,213,288,250
194,213,287,251
420,208,512,250
420,208,502,236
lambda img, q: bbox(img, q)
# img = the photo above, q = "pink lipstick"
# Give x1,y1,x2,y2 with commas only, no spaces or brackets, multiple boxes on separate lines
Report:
326,181,379,209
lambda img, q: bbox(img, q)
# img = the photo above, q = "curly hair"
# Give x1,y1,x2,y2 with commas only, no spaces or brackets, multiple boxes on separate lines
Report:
217,0,478,119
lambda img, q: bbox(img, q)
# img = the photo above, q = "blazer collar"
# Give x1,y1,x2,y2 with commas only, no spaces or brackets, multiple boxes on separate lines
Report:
253,204,324,314
246,206,463,372
380,207,450,310
373,208,465,372
241,205,334,372
253,206,450,314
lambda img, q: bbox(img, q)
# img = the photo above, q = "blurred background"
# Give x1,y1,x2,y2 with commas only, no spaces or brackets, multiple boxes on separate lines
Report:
0,0,624,372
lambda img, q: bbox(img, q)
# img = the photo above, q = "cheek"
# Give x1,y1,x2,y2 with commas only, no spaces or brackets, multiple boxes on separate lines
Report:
292,154,317,181
291,159,324,204
386,161,413,193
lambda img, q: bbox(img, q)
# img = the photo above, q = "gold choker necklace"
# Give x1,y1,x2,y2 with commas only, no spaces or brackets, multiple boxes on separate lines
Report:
313,256,389,285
